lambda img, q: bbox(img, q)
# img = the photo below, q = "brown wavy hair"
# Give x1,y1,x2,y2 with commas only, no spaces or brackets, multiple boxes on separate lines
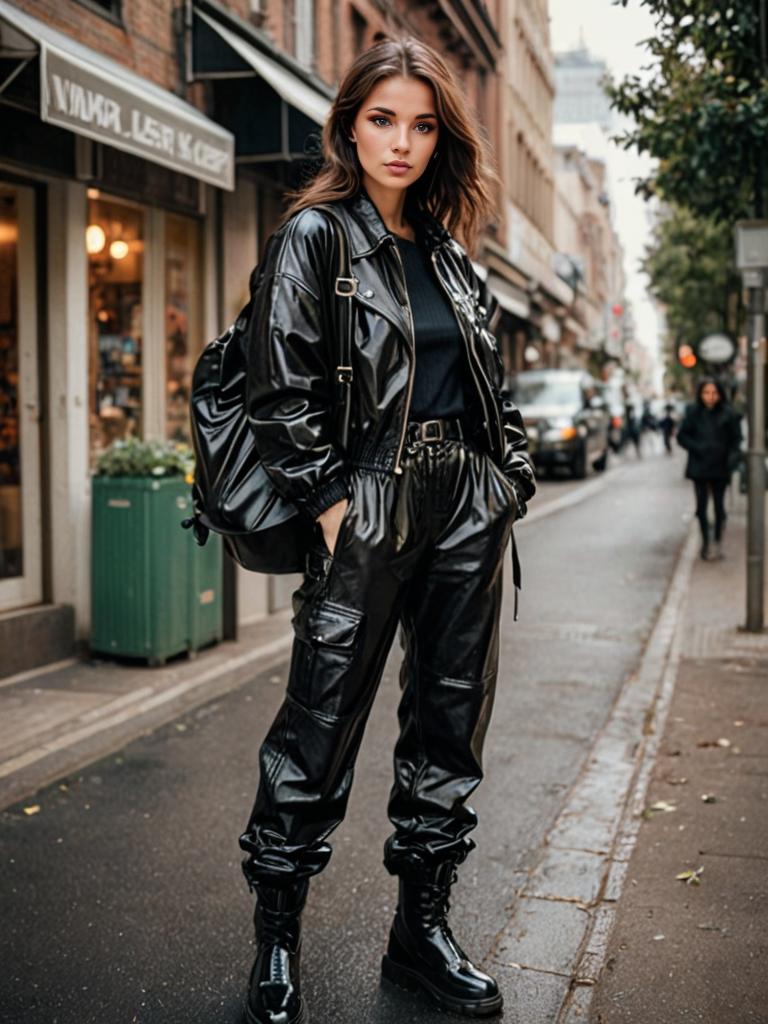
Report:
279,32,501,257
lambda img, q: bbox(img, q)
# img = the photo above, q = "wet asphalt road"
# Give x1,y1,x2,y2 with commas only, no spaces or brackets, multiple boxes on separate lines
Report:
1,449,693,1024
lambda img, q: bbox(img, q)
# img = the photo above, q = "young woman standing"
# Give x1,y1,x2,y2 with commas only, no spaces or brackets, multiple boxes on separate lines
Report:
239,34,536,1023
677,378,742,560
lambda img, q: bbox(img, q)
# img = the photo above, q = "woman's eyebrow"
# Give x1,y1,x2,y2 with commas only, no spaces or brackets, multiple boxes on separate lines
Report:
366,106,437,119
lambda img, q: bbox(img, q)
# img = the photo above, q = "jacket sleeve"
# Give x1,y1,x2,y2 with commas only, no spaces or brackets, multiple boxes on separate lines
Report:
475,273,537,511
676,406,700,454
244,208,351,521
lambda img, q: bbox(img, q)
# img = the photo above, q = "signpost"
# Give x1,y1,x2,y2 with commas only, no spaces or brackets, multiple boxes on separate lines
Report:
734,221,768,632
698,333,736,365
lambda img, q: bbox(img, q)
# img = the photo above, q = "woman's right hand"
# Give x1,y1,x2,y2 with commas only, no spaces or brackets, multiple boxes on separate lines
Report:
316,498,349,556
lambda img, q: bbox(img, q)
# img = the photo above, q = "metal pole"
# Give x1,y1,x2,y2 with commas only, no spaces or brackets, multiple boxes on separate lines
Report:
745,277,766,631
743,0,768,631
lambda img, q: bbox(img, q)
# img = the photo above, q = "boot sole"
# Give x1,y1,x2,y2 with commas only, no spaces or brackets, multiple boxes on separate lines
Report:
244,1001,307,1024
381,954,503,1018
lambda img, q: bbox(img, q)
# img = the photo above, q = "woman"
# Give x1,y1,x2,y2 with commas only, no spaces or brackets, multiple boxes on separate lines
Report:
677,378,742,560
239,33,535,1023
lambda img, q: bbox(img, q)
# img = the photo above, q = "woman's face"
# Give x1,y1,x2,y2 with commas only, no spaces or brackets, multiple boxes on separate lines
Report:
700,383,720,408
349,74,439,195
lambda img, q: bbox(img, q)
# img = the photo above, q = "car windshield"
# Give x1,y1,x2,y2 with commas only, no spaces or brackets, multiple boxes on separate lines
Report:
515,377,581,407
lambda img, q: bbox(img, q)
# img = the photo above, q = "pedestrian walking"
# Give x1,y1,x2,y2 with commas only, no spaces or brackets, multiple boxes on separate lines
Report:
624,400,642,458
659,401,677,455
677,378,742,560
237,34,536,1024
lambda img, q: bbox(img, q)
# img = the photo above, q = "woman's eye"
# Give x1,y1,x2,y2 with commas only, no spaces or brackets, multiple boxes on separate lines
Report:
369,117,434,133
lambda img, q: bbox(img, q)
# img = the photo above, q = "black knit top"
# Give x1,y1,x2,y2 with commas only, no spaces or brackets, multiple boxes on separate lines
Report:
395,235,475,420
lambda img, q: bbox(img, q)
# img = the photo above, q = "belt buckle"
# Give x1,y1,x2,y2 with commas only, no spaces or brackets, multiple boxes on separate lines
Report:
420,419,444,443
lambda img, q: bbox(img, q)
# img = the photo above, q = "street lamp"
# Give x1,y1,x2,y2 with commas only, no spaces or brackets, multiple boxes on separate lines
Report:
734,220,768,632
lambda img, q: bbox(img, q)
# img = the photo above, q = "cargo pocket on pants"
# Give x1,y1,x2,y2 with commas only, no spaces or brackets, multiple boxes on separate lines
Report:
288,598,366,722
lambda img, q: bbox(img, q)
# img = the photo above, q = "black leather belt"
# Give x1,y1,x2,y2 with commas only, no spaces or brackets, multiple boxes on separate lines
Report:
405,416,466,444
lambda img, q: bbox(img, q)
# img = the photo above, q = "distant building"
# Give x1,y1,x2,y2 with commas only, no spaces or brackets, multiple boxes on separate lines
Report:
554,46,613,130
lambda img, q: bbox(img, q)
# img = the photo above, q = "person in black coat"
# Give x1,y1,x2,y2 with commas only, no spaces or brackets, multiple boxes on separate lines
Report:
677,378,742,560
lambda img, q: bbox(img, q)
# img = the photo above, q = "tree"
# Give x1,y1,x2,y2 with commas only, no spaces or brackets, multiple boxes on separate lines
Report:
608,0,768,222
642,205,742,387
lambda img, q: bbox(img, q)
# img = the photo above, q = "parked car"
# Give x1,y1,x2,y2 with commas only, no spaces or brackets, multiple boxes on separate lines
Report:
512,369,611,479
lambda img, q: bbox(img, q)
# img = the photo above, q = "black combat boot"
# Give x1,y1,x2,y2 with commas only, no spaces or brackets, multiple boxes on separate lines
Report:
381,860,503,1018
244,878,309,1024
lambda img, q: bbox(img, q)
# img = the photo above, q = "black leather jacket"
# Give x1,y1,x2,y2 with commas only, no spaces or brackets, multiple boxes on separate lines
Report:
245,187,536,521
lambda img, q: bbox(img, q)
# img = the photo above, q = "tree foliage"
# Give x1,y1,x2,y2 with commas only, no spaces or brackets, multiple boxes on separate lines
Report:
643,205,740,345
642,204,742,387
608,0,768,222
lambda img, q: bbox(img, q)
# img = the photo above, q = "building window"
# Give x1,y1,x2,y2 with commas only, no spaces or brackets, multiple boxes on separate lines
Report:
351,6,367,56
295,0,316,68
165,214,202,444
75,0,122,21
0,190,21,580
87,196,144,460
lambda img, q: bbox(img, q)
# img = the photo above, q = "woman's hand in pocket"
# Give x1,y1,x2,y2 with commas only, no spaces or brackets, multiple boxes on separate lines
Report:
316,498,349,556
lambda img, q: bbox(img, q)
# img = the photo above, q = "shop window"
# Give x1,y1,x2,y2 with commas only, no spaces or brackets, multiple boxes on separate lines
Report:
0,191,21,580
165,213,202,444
87,197,144,460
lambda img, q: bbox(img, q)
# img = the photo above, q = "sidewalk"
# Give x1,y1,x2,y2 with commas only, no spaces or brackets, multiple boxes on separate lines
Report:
0,612,294,811
0,475,590,815
587,493,768,1023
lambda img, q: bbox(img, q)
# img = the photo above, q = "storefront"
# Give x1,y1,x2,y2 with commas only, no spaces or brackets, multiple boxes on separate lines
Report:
0,0,235,676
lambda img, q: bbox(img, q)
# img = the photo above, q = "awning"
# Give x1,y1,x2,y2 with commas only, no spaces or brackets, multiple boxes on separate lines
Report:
0,0,235,190
191,6,333,162
486,272,531,320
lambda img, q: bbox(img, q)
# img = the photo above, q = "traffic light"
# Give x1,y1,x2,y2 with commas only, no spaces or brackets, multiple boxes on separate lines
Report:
678,344,697,369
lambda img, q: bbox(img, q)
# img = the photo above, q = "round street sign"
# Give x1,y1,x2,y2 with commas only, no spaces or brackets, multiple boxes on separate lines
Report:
698,333,735,364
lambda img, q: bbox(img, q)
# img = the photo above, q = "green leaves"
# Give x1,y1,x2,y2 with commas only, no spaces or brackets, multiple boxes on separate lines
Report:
609,0,767,221
93,438,195,479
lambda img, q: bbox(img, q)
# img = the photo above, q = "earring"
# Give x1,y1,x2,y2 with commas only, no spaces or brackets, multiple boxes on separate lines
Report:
432,150,439,160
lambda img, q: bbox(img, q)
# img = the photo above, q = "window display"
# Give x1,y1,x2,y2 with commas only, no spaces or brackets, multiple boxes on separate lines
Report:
88,196,144,461
0,189,21,580
165,213,201,443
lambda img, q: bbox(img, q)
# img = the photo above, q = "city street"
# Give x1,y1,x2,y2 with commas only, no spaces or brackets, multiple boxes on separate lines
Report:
0,449,696,1023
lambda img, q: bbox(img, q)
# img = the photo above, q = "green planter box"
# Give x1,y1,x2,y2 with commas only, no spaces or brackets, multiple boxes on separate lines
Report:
90,475,223,664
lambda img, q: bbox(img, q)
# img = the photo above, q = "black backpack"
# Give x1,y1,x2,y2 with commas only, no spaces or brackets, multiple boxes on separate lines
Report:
182,204,356,574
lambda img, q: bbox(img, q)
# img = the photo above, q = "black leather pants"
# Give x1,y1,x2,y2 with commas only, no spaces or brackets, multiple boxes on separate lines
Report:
239,435,518,887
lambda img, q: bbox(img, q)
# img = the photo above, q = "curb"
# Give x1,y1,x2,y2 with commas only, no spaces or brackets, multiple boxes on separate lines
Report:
483,520,698,1019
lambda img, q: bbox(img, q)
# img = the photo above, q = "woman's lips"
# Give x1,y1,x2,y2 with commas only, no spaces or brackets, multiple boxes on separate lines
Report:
385,162,411,175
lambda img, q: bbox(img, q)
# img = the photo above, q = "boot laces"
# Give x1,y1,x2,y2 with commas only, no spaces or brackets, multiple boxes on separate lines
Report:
420,867,458,932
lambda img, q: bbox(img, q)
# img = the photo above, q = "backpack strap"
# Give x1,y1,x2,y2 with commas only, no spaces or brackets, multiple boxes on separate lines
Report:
315,203,356,451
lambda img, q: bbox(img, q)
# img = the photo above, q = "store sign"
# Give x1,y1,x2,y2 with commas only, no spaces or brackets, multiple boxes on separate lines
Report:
698,333,736,365
40,46,234,190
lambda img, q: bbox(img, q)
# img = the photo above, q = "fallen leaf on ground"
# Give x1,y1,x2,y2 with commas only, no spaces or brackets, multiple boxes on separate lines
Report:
653,934,665,941
676,866,704,886
697,738,731,748
23,805,40,816
666,777,688,786
701,794,717,803
643,800,677,818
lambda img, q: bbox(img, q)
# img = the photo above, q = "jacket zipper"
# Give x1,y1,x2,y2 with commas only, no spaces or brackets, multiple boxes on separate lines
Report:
430,249,505,462
392,237,416,475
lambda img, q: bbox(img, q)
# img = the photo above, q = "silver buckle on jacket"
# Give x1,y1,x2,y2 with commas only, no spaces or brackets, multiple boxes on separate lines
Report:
335,276,358,296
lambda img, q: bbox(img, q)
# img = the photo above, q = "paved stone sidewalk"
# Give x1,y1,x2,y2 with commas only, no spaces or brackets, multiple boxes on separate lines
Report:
588,500,768,1024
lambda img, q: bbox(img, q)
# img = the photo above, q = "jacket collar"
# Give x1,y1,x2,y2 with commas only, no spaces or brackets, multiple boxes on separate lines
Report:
339,186,451,259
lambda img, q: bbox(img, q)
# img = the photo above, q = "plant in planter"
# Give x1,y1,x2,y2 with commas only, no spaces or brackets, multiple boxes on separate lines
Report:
90,438,222,665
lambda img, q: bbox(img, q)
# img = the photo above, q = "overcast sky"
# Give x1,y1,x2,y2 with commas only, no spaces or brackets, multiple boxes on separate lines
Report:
547,0,662,391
